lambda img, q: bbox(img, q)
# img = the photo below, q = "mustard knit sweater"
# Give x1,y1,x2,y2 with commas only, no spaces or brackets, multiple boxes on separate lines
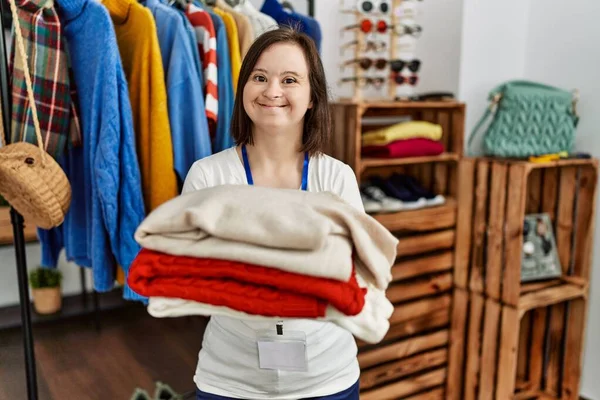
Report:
103,0,178,212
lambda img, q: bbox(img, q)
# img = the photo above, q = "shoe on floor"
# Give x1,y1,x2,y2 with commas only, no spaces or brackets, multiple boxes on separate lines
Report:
361,185,404,212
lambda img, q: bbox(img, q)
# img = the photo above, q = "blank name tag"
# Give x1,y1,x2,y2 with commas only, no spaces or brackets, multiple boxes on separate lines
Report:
257,329,307,372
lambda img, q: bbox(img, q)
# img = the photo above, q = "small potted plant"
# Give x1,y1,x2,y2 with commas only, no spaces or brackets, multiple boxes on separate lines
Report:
28,267,62,314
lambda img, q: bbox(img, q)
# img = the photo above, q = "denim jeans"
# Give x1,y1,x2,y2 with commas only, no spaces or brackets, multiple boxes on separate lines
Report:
196,380,360,400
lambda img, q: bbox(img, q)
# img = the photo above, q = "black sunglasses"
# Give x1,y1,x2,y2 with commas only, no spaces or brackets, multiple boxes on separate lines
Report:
390,59,421,73
357,0,390,14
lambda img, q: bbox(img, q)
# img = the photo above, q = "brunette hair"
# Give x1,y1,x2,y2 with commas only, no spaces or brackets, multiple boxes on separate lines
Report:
230,26,331,155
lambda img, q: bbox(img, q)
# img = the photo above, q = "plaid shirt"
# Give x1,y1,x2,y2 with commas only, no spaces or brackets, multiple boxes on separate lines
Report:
10,0,81,159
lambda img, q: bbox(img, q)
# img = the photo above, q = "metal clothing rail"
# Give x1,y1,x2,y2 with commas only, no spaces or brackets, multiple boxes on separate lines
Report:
0,0,315,398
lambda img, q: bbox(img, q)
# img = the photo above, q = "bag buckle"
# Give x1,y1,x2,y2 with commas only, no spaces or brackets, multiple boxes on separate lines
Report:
489,93,502,110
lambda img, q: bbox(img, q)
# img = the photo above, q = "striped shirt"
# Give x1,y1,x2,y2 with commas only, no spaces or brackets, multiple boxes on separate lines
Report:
185,4,218,135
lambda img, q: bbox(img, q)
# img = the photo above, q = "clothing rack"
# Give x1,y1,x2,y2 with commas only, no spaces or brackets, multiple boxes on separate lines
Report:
0,0,315,398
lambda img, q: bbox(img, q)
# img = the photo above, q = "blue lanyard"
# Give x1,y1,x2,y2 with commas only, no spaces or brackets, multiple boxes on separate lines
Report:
241,145,309,191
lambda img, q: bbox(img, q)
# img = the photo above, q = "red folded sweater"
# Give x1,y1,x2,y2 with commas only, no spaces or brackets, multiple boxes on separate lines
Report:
362,137,445,158
128,249,366,318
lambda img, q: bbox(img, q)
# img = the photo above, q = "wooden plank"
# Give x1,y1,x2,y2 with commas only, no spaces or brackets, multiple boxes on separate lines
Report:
447,289,469,400
391,251,454,282
486,162,508,300
360,348,447,390
517,315,531,382
386,273,453,304
526,169,543,213
373,198,457,232
469,160,490,294
479,298,501,400
359,309,449,348
545,303,565,396
389,295,452,325
361,153,459,171
562,298,587,400
360,368,447,400
350,105,360,175
404,386,444,400
541,168,559,222
335,99,463,109
396,229,455,258
520,279,562,294
358,330,449,369
448,107,465,196
464,294,485,400
434,111,450,195
454,159,475,288
496,306,520,399
528,308,548,390
545,167,577,395
572,165,597,279
502,164,528,305
451,104,466,155
556,167,577,274
518,284,585,314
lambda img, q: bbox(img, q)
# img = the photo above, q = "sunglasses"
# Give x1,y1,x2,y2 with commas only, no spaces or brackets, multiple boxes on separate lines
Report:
342,57,390,70
390,59,421,73
343,19,388,34
356,0,390,14
391,73,419,86
393,24,423,37
340,39,387,53
339,76,386,89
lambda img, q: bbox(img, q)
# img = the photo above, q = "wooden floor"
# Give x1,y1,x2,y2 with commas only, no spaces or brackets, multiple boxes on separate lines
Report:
0,305,208,400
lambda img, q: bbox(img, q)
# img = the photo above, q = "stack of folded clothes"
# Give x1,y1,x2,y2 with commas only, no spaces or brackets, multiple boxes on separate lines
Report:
361,121,444,158
127,185,399,344
360,173,446,214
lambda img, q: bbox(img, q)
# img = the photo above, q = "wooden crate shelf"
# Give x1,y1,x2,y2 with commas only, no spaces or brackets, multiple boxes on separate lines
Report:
329,97,466,399
447,288,589,400
454,158,598,306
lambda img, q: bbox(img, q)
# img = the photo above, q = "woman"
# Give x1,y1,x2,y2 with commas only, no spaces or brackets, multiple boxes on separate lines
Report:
183,27,363,400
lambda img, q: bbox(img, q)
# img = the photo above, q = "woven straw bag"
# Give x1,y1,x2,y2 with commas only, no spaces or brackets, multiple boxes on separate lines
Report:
0,0,71,229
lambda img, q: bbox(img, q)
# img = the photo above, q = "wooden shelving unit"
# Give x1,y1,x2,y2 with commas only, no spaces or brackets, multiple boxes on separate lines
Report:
329,99,466,399
447,158,598,400
0,206,38,245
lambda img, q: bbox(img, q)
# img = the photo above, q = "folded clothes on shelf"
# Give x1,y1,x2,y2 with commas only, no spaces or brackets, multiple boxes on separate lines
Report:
362,137,445,158
360,173,446,214
361,120,443,146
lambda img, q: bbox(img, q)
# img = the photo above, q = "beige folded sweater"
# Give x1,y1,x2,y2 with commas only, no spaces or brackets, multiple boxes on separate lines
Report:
135,185,398,290
147,285,394,344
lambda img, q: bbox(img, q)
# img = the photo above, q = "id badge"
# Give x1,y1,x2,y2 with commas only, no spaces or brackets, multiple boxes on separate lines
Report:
257,322,307,372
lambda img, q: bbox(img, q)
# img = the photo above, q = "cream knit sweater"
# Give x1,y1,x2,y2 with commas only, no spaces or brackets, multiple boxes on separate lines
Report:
134,185,398,343
134,184,398,290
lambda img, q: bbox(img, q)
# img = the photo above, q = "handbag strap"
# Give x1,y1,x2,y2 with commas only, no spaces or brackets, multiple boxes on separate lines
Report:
1,0,47,164
466,96,500,156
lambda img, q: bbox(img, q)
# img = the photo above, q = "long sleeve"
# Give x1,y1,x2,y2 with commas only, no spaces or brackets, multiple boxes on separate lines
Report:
210,12,235,153
93,59,146,299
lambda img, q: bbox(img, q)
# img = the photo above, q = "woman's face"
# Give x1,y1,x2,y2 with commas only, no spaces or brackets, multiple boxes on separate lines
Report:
243,42,313,131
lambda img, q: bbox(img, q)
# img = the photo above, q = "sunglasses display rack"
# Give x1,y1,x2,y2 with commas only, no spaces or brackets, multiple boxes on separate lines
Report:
338,0,422,102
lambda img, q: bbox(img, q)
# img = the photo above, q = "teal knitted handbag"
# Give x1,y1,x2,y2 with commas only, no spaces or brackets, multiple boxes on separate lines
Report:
468,80,579,158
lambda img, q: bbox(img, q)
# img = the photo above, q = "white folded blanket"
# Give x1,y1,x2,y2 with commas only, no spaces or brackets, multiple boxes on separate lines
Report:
135,185,398,290
147,286,394,344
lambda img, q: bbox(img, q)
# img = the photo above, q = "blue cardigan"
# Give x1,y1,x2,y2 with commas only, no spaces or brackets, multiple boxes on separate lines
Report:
40,0,146,301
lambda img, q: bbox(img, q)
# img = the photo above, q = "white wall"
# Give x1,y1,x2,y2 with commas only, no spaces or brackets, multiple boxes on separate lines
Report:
524,1,600,397
457,0,530,147
458,0,600,397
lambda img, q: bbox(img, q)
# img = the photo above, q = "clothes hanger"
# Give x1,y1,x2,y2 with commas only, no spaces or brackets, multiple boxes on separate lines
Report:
280,0,294,12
